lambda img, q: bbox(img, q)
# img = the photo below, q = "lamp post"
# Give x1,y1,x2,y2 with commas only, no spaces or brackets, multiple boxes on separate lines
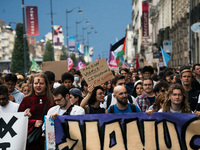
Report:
66,7,82,48
50,0,55,61
76,19,89,53
87,30,97,47
82,25,94,45
22,0,27,75
189,0,193,65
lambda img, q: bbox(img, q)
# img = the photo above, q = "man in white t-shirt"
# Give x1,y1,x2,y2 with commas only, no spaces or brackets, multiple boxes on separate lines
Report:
47,85,85,118
0,85,19,113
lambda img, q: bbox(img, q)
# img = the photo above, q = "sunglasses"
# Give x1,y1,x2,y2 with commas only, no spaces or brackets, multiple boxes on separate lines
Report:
0,97,7,101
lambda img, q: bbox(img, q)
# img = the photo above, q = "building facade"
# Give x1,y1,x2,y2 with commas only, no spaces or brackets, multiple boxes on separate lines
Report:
0,20,15,60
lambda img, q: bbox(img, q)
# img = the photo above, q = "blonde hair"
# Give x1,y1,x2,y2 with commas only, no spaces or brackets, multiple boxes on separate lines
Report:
27,73,53,106
162,84,190,113
20,83,30,92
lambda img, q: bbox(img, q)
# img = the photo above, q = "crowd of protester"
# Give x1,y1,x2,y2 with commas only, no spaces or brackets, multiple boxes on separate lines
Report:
1,64,200,149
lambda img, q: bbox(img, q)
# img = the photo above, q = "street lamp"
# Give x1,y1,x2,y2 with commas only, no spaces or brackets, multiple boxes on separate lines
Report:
87,30,97,47
50,0,55,61
66,7,83,48
76,19,89,53
5,22,17,31
22,0,27,75
82,25,94,44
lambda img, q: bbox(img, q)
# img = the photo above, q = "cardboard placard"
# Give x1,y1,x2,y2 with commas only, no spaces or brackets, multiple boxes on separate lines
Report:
80,58,114,86
42,60,68,81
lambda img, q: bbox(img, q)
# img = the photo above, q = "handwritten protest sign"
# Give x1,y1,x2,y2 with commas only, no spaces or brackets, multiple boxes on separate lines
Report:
80,58,114,86
54,113,200,150
0,112,28,150
42,60,68,81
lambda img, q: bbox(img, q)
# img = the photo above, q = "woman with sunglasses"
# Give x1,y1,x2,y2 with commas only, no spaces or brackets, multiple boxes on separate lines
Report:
80,85,108,114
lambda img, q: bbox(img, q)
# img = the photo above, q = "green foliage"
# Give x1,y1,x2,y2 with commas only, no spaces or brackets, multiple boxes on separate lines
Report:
60,46,68,60
70,53,77,67
43,40,54,61
69,53,88,67
10,22,30,74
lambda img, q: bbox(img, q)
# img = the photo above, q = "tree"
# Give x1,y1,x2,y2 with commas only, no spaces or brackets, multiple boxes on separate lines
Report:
60,46,68,60
10,22,30,74
70,53,77,67
79,55,89,65
43,40,53,61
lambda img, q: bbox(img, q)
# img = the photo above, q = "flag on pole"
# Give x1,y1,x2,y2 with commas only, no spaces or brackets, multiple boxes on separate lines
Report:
160,46,171,66
76,59,86,70
110,36,127,65
67,56,74,71
109,51,117,68
30,57,42,72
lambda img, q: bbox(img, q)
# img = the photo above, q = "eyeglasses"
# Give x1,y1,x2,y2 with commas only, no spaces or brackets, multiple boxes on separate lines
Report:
121,73,127,75
0,97,7,101
97,92,104,96
54,97,63,102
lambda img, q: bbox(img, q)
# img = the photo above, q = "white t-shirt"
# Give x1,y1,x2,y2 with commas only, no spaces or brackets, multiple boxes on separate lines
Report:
0,101,19,113
47,105,85,116
158,108,182,113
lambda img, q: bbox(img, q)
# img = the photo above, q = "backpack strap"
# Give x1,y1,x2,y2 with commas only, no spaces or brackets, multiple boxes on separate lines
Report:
127,94,133,104
109,105,115,113
106,94,112,109
130,104,136,112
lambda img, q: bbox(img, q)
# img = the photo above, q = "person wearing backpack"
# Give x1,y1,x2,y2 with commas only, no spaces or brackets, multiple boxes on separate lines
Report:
100,75,139,109
107,86,141,113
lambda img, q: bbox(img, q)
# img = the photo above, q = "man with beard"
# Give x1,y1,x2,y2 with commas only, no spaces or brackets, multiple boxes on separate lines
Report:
107,86,141,113
136,77,156,112
47,85,85,118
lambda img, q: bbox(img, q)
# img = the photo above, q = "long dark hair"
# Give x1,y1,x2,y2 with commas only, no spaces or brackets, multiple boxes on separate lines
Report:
132,81,142,98
88,86,104,105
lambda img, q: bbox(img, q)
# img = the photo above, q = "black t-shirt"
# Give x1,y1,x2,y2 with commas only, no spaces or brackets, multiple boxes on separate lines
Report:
147,96,156,105
187,88,200,111
88,105,105,114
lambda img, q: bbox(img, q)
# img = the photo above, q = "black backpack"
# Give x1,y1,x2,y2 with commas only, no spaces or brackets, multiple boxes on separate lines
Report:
106,94,133,109
109,104,136,113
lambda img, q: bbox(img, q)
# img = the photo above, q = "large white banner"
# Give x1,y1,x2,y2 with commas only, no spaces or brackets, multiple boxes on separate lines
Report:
0,112,28,150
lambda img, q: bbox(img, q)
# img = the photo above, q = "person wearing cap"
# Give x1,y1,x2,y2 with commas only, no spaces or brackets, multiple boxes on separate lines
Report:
179,65,200,111
69,88,83,106
131,80,143,98
47,85,85,118
73,70,82,88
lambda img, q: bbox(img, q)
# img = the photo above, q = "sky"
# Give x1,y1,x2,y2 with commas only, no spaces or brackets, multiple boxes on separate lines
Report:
0,0,132,62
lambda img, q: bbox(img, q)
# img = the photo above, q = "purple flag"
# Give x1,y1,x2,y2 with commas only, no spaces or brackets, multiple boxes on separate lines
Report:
76,59,86,70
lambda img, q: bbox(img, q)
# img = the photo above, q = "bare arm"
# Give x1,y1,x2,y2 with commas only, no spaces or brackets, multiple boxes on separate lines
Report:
80,85,94,108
